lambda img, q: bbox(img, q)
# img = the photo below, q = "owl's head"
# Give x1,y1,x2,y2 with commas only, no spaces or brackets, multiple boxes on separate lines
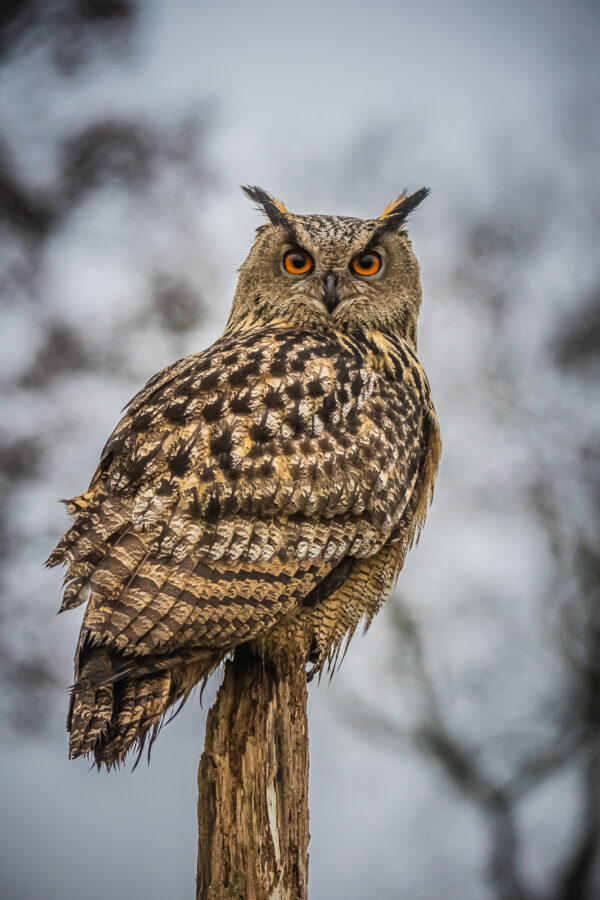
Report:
229,185,429,346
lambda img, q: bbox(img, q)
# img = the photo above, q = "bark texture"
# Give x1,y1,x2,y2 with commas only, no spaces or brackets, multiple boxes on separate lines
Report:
196,637,310,900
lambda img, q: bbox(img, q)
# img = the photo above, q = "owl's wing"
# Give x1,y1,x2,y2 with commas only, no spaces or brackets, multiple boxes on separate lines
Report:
48,324,431,664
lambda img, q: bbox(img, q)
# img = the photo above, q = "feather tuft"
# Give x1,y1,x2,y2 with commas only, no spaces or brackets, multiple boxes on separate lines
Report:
241,185,290,227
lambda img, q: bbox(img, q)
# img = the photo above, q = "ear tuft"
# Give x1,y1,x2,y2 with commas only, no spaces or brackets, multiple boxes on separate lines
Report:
241,185,290,227
377,187,430,230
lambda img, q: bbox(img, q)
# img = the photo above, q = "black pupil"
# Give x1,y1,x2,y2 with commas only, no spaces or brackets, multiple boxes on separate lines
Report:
359,254,374,268
289,252,306,269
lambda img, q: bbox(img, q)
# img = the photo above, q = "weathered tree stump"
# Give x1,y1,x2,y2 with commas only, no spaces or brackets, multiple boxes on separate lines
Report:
197,636,310,900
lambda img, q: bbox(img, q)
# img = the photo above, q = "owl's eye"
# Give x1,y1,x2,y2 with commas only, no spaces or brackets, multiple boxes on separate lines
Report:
283,248,314,275
351,251,382,276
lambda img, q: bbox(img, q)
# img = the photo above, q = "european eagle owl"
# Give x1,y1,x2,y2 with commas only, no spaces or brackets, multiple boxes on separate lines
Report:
47,186,441,767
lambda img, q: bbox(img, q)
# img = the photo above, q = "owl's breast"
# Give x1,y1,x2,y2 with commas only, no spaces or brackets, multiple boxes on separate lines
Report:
99,327,429,538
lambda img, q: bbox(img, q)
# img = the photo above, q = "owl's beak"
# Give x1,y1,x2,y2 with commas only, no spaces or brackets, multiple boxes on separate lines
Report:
322,273,338,313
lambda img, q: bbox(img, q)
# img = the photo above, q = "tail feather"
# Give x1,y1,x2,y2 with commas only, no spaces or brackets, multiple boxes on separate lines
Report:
109,676,172,762
67,684,113,756
68,651,220,768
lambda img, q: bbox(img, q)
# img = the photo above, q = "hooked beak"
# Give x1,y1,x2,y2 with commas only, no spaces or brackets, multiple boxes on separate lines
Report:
322,272,338,313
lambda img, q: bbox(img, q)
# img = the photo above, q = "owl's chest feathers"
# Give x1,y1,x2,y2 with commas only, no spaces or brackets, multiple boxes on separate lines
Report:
101,326,432,535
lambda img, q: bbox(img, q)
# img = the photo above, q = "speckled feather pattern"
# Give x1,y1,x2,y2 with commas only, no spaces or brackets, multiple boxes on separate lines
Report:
48,194,440,767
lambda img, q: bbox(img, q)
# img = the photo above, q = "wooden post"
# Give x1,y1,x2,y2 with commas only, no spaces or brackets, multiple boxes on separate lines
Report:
196,637,310,900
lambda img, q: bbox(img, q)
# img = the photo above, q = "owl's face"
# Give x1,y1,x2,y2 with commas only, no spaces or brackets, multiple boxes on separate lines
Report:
229,186,429,345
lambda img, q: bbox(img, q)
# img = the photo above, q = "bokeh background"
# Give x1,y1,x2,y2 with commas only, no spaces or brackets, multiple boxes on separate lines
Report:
1,1,599,898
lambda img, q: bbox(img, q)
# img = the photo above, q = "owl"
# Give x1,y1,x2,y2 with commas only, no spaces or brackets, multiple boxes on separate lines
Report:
47,185,441,768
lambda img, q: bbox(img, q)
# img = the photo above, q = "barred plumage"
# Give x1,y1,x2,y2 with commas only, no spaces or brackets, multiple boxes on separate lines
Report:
47,186,441,767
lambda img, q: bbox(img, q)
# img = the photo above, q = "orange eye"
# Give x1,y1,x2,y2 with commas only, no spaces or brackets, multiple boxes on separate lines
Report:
351,251,382,276
283,248,313,275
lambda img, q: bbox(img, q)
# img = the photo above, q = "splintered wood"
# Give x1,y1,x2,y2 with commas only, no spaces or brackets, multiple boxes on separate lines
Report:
197,640,310,900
